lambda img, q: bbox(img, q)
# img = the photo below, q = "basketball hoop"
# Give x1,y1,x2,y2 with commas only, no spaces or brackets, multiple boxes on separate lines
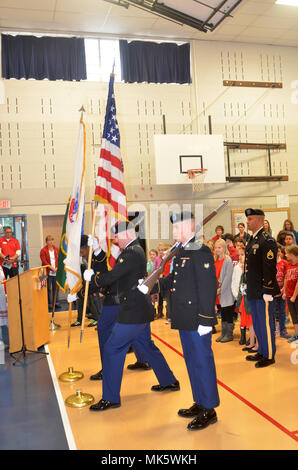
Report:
187,168,208,192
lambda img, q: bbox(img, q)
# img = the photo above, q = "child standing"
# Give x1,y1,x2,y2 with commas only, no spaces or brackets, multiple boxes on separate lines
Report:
214,239,235,343
283,245,298,344
147,249,158,275
273,245,291,339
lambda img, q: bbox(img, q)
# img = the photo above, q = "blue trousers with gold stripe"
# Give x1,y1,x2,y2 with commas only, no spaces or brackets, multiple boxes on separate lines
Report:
179,330,220,409
248,299,276,360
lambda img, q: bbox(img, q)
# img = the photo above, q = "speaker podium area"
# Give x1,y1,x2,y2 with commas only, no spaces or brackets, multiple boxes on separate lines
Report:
6,266,50,354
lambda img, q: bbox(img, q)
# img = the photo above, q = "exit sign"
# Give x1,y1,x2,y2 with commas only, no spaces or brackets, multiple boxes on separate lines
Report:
0,200,11,209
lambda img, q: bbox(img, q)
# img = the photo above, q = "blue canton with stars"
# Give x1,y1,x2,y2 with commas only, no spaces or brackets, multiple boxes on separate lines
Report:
103,74,120,148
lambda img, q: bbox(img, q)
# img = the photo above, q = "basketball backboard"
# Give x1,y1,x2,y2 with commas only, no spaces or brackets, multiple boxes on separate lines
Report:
154,134,226,185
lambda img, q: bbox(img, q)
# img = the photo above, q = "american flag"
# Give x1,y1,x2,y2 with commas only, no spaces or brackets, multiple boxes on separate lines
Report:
94,73,127,268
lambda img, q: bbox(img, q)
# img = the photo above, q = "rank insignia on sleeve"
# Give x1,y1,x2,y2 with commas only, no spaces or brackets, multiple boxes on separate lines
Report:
267,250,274,260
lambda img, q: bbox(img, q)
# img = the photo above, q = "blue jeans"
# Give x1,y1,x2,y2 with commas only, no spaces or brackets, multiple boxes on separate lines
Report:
272,296,286,333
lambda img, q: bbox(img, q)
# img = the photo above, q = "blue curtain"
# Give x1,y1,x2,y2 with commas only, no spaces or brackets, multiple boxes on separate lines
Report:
119,40,191,84
1,34,86,81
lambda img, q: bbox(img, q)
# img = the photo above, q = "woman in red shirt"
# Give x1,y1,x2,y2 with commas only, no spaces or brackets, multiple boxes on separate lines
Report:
283,245,298,343
40,235,60,310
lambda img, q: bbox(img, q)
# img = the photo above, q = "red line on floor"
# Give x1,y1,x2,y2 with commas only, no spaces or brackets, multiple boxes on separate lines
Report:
151,332,298,443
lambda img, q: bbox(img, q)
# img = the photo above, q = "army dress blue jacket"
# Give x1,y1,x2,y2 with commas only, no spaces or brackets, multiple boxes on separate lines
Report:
154,238,217,330
244,228,280,300
91,239,154,324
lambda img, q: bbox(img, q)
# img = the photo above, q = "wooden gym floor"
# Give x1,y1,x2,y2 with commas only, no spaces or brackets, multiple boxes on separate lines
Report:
46,310,298,451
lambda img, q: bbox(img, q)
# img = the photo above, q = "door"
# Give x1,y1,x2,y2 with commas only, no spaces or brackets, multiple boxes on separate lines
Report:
0,215,28,272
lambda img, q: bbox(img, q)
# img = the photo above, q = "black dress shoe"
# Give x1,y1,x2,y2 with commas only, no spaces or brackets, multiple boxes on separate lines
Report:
242,346,258,353
127,361,152,370
178,403,203,418
151,380,180,392
187,408,217,431
246,353,263,361
255,358,275,368
90,399,121,411
90,370,103,380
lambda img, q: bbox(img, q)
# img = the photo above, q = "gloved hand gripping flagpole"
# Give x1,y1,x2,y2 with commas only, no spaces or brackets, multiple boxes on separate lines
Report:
80,200,98,343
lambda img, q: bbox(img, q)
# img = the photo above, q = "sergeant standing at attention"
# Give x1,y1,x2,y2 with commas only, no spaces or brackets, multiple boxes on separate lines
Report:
144,211,219,431
244,209,280,368
83,220,178,411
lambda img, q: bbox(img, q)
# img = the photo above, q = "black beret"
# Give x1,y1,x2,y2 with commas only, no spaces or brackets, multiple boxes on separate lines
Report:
170,211,194,224
80,234,89,247
245,208,265,217
111,220,134,234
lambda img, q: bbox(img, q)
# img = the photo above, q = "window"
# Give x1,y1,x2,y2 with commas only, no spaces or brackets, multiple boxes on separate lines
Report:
85,39,121,82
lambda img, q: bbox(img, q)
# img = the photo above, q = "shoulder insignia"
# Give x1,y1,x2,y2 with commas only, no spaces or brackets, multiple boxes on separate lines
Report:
267,250,274,260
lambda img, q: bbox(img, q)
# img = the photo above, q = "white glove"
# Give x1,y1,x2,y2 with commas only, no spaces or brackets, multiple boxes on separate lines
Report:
138,279,144,284
83,269,94,282
198,325,212,336
67,293,77,303
263,294,273,302
88,235,101,255
137,284,149,295
240,284,247,295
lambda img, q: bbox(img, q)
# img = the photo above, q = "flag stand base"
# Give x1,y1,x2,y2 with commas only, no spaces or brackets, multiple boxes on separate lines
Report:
49,319,61,331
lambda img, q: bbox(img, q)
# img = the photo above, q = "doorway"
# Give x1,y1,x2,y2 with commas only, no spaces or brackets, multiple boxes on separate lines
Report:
0,215,28,272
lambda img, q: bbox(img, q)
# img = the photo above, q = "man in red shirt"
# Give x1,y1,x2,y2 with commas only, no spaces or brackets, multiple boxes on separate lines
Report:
0,226,21,278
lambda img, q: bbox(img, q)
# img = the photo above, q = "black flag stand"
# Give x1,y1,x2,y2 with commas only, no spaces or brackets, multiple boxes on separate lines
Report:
9,260,48,366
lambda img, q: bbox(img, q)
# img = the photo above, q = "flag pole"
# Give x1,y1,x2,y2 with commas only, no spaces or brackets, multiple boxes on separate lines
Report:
67,301,73,349
80,200,97,343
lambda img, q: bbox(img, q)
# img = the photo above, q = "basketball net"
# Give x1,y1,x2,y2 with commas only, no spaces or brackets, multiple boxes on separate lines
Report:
187,169,207,192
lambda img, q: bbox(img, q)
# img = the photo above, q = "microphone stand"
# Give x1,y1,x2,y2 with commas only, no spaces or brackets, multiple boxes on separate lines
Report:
9,259,48,366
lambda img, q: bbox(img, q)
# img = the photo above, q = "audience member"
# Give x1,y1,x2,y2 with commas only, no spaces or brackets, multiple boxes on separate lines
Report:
214,239,235,343
276,230,287,247
40,235,60,310
234,237,246,253
263,219,272,236
284,232,296,247
274,245,290,339
0,226,21,279
234,250,258,351
212,225,224,242
206,239,215,255
234,222,250,242
283,220,298,245
283,245,298,344
154,243,168,319
146,249,158,275
223,233,239,266
231,247,245,343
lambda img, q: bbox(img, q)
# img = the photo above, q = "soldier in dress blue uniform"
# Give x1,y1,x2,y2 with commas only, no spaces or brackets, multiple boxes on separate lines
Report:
244,208,280,368
68,235,150,381
83,221,179,411
147,211,220,431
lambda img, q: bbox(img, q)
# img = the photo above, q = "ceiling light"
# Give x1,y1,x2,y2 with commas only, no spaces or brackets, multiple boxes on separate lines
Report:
275,0,298,6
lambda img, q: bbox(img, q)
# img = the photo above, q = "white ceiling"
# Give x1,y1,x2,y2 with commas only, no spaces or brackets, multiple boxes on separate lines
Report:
1,0,298,47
